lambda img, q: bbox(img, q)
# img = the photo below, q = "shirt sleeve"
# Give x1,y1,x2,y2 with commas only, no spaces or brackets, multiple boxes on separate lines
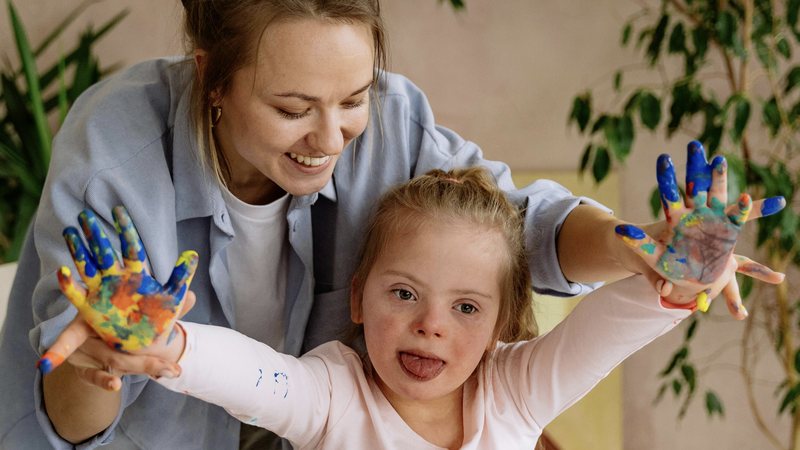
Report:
157,322,335,448
383,73,608,297
489,275,691,430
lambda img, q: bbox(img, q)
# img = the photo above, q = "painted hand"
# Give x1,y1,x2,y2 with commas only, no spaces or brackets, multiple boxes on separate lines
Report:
616,141,785,319
38,206,198,375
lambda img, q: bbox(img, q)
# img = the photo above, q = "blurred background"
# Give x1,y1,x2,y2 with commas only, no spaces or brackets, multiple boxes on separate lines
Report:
0,1,795,448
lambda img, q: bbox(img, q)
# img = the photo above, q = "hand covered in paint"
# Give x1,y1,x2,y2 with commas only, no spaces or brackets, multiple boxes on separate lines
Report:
38,206,198,380
616,141,785,319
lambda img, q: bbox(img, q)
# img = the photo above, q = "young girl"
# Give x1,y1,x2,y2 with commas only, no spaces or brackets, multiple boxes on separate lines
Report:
41,165,782,449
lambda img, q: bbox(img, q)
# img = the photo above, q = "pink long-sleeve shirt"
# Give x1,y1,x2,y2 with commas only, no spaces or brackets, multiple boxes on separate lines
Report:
158,275,690,449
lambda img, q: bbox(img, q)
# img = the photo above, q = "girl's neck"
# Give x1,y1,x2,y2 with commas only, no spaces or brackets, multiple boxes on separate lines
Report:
375,376,465,449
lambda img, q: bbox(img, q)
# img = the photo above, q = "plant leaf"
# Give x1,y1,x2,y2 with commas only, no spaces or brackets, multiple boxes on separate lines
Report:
639,91,661,129
647,14,670,64
568,93,592,132
705,390,724,417
731,96,751,143
592,146,610,183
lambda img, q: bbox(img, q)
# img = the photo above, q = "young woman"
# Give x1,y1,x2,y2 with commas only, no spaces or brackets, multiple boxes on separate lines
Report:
0,0,773,448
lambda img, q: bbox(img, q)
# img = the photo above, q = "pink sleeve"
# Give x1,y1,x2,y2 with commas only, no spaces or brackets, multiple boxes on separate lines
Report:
490,275,691,429
156,322,333,448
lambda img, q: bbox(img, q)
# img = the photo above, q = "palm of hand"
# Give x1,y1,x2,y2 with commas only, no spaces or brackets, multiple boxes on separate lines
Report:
657,198,740,285
58,206,197,352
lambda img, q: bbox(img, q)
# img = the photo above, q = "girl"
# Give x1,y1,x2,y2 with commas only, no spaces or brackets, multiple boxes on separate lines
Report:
41,165,782,449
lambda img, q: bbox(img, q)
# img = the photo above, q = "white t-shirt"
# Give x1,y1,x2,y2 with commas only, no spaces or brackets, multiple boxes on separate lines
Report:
159,275,690,449
221,186,290,352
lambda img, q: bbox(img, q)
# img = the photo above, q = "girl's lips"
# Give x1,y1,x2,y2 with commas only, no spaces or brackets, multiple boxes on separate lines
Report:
398,351,445,381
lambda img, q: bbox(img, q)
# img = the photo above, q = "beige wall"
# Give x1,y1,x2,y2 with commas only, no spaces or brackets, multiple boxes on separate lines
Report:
1,1,789,449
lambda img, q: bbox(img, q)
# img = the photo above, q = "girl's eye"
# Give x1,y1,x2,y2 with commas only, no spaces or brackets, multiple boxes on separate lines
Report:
391,289,416,301
277,108,309,120
455,303,478,315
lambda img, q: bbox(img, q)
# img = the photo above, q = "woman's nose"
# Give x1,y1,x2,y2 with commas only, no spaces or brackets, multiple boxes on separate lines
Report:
307,112,344,155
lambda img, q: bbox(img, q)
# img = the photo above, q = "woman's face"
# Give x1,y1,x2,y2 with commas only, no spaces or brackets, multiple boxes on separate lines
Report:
212,18,374,203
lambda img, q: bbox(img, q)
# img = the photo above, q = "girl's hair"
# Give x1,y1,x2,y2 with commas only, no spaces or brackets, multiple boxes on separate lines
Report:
351,167,537,343
180,0,387,185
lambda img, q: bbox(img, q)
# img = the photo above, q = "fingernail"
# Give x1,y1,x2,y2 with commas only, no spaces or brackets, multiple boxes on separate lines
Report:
740,305,748,319
655,279,664,294
615,224,645,239
107,380,120,391
761,196,786,217
37,352,65,375
696,291,710,313
37,358,54,375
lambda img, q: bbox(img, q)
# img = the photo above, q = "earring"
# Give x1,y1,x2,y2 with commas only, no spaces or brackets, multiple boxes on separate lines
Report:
210,105,222,127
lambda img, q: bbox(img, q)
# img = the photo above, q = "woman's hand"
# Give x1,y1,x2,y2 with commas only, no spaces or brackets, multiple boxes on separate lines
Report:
616,141,785,319
38,206,197,390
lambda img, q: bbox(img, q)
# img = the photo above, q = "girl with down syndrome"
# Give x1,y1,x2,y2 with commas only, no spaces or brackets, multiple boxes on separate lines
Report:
41,161,785,449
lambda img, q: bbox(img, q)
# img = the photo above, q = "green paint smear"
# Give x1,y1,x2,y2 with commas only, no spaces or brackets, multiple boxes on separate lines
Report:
641,243,656,254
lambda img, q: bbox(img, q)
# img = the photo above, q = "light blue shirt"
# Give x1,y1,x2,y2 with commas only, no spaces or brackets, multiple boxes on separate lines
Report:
0,57,605,449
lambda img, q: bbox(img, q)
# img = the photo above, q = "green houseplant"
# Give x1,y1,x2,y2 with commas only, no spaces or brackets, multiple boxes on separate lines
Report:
566,1,799,448
0,0,127,262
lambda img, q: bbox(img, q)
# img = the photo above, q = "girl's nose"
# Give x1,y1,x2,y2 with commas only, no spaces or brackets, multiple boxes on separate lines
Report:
414,305,445,338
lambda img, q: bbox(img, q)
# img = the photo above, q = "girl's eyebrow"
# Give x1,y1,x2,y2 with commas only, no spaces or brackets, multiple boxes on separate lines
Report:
272,81,373,102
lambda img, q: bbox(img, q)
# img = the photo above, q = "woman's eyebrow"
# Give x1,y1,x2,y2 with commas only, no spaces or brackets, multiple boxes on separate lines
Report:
272,81,372,102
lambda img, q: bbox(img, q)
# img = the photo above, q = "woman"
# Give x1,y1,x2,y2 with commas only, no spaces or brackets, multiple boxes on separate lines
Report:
0,1,760,449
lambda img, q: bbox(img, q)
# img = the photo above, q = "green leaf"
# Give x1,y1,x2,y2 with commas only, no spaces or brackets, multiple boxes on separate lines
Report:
639,91,661,129
613,71,622,92
789,0,799,29
731,96,751,143
692,26,709,59
8,0,51,174
649,187,661,219
591,115,608,134
739,273,753,299
794,349,800,374
624,90,641,115
685,317,698,340
579,143,594,174
622,22,633,46
592,146,611,183
777,36,791,59
716,11,737,48
647,15,670,64
672,379,683,395
661,346,689,376
780,383,800,414
786,66,800,94
762,97,781,136
705,391,725,417
681,363,696,392
668,22,686,53
568,94,592,132
754,40,776,71
604,116,633,161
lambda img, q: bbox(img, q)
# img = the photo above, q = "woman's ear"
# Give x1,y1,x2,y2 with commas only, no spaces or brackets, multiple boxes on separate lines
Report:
350,278,363,324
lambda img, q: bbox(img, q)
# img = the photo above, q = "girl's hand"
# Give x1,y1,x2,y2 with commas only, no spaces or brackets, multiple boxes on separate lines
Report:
616,141,785,319
37,206,198,389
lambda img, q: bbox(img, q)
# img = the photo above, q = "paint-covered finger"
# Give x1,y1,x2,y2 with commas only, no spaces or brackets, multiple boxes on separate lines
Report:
78,209,122,276
721,276,747,320
113,206,148,274
708,155,727,211
695,288,713,313
615,224,661,268
56,266,88,309
685,140,712,208
63,227,101,290
37,317,94,375
725,193,752,226
74,365,123,391
165,250,199,298
742,196,786,222
735,255,785,284
656,154,683,223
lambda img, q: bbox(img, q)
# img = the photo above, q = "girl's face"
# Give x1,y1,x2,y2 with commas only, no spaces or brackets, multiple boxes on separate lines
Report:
352,219,505,407
212,18,374,202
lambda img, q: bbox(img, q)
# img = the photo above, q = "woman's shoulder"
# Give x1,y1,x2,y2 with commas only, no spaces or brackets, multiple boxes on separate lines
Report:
375,71,434,122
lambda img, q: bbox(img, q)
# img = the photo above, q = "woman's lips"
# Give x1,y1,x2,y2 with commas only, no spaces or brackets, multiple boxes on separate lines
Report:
399,351,445,381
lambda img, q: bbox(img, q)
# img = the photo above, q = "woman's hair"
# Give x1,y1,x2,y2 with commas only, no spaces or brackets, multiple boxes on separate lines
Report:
180,0,387,185
351,167,537,344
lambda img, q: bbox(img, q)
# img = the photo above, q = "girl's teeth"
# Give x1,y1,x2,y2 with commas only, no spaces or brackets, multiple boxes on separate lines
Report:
289,152,330,167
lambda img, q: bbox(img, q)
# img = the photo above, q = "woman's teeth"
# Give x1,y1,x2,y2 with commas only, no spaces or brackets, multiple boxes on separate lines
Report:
289,152,330,167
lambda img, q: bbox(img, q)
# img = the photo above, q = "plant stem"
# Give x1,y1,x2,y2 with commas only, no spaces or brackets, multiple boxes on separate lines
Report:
741,286,785,449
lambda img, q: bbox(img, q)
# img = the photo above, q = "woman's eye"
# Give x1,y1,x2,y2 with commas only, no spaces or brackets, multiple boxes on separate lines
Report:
455,303,478,314
277,108,309,120
343,99,365,110
391,289,415,301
